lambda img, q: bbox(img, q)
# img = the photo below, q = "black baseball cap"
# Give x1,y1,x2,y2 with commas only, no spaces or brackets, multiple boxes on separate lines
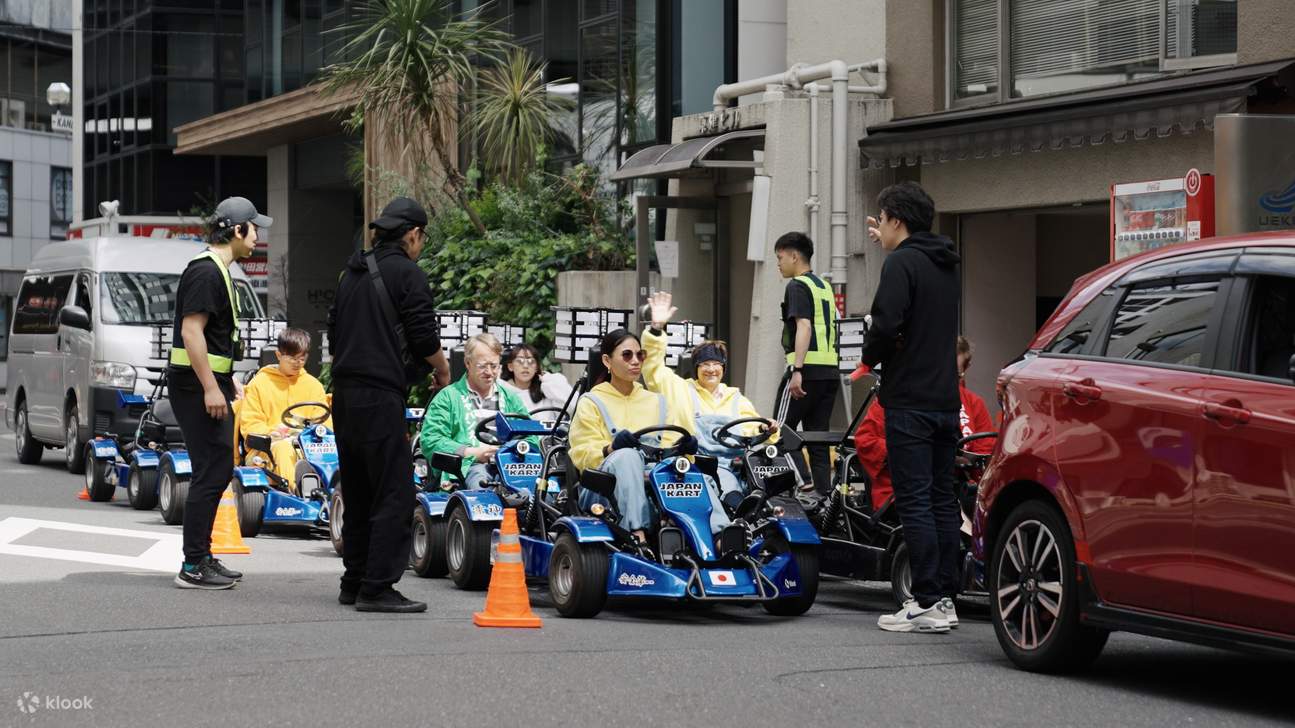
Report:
214,196,273,230
369,196,428,232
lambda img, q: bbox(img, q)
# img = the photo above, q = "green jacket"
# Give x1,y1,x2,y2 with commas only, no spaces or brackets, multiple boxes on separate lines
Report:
419,376,531,479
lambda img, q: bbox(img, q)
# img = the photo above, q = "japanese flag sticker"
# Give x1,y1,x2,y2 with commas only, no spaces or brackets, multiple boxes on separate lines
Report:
708,570,736,586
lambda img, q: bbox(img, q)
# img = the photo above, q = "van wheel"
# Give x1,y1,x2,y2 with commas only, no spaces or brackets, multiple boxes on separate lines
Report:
65,401,86,474
127,461,159,510
159,457,188,525
14,399,42,465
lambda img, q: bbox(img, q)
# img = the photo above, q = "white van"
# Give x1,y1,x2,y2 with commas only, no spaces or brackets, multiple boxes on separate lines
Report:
5,237,264,473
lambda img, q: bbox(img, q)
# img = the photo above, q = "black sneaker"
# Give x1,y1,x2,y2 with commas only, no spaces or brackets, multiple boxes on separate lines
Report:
208,558,243,581
174,560,236,590
338,589,358,606
355,588,426,613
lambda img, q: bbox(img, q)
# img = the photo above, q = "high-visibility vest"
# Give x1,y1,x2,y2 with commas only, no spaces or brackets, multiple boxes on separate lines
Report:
786,274,838,367
169,250,240,375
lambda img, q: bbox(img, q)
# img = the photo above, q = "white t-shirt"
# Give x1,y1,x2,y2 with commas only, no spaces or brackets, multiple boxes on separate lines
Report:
501,372,575,415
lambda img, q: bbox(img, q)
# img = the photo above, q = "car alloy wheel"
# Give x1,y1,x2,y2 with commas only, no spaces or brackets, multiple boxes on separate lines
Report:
995,518,1065,650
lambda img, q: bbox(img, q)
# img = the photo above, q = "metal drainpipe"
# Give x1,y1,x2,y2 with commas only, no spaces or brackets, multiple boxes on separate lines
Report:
806,84,820,252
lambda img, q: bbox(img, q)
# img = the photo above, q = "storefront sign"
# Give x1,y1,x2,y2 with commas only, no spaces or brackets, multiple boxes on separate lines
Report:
1215,114,1295,234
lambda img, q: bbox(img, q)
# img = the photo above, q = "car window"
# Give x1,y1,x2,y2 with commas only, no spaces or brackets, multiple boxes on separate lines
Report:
75,273,93,323
1103,279,1220,368
1232,275,1295,382
13,274,74,335
233,280,261,319
1045,289,1116,355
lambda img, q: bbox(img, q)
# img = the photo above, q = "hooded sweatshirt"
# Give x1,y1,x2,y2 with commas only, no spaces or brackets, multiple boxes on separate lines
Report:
567,381,689,473
861,231,962,411
327,244,441,395
640,328,774,441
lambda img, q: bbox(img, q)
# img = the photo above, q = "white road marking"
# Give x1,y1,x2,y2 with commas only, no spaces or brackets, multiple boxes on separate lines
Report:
0,517,180,572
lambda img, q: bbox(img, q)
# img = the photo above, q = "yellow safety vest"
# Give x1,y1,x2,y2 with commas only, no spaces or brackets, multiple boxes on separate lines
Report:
169,250,240,374
786,274,838,367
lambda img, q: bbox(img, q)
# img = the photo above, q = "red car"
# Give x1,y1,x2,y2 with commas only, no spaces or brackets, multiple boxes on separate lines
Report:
974,233,1295,672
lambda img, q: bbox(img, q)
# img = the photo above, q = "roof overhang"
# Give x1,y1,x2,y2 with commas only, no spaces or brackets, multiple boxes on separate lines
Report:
859,59,1295,168
173,84,356,157
611,129,765,181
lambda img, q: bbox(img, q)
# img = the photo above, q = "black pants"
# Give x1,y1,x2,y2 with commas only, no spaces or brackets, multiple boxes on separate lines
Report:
170,372,236,565
886,408,961,608
774,371,839,495
333,385,415,596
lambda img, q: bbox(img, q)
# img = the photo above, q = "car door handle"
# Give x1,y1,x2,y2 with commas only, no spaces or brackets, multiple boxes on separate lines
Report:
1203,400,1251,425
1061,379,1103,401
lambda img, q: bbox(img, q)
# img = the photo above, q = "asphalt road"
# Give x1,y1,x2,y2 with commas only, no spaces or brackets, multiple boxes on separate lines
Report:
0,434,1292,728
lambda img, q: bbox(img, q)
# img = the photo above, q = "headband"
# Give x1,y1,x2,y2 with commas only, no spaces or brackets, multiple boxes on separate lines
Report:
694,344,727,368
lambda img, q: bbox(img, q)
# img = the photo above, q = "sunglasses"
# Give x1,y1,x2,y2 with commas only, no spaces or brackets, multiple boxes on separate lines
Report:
616,350,647,363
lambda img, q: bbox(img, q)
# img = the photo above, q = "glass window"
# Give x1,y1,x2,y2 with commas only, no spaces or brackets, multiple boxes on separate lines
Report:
1046,289,1115,355
304,0,324,80
75,273,94,323
14,275,74,335
579,21,618,178
621,0,656,148
952,0,998,103
154,14,216,77
1103,279,1219,367
674,0,726,116
162,80,214,145
1235,274,1295,382
1166,0,1236,60
99,272,180,325
51,168,73,240
220,15,244,80
0,162,11,235
1010,0,1161,98
582,0,615,21
282,28,303,92
513,0,542,39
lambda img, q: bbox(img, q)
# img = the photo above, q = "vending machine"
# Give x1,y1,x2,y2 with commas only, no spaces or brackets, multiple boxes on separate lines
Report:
1110,169,1215,261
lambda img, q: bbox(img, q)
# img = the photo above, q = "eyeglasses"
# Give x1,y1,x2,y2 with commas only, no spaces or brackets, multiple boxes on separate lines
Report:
512,357,537,365
281,353,308,363
472,362,502,372
618,350,647,363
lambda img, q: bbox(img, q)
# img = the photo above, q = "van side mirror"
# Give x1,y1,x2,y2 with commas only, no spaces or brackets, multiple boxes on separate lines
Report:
59,305,90,331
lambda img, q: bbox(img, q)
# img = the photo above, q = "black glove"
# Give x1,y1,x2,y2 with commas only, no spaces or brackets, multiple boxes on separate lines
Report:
677,434,699,456
611,430,639,451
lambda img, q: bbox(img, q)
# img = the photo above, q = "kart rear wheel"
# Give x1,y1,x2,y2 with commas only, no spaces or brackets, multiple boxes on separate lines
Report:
446,506,493,590
85,443,115,502
549,533,608,618
233,476,265,537
158,458,188,525
410,507,449,578
762,538,819,616
329,484,344,556
127,461,159,510
890,541,914,607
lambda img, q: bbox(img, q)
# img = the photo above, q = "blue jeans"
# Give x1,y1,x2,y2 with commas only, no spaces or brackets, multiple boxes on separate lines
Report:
464,463,492,490
885,408,961,608
580,448,731,533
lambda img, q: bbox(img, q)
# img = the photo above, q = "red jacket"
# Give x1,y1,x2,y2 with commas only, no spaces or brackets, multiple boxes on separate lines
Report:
853,382,996,510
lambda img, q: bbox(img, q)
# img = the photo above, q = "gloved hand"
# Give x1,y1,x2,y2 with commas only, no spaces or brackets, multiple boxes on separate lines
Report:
611,430,640,451
677,434,699,456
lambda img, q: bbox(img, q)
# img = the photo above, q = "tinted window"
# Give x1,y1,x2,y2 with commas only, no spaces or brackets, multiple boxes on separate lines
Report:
1234,275,1295,382
1103,279,1220,368
13,274,74,335
75,273,93,323
100,272,180,325
1045,289,1115,355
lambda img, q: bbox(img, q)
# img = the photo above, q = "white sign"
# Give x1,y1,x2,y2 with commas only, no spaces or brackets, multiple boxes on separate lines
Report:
654,240,680,279
51,112,74,135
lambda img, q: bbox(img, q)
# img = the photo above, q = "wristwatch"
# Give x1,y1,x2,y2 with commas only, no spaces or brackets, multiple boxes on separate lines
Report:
649,326,664,336
792,366,805,374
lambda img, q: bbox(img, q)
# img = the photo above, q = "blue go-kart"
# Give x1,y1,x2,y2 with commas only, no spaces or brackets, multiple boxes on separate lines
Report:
230,401,339,539
410,410,564,588
84,390,195,526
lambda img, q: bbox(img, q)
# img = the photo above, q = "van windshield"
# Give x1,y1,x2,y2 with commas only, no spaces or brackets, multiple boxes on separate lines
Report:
99,272,261,325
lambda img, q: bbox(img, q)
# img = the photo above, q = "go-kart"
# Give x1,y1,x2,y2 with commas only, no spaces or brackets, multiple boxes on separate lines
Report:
542,424,821,618
409,410,564,588
231,401,338,538
83,389,194,526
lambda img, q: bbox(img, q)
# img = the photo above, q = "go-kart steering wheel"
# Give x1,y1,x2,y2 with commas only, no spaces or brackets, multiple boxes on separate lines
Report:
957,431,998,466
281,401,331,429
713,417,777,451
630,424,695,462
473,415,502,446
527,406,566,424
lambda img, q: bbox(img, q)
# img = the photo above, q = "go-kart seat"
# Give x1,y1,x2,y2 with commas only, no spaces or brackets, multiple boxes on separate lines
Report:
139,398,186,446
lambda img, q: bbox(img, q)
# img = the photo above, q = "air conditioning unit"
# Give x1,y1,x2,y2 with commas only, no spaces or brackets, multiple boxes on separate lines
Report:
0,98,25,128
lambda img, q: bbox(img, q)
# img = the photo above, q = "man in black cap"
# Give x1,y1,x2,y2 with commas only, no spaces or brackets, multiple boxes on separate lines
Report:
171,196,270,590
328,196,449,612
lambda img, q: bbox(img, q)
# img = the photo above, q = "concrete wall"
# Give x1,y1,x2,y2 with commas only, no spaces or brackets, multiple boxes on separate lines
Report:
555,270,660,382
786,0,885,69
1238,0,1295,65
884,0,944,118
737,0,788,102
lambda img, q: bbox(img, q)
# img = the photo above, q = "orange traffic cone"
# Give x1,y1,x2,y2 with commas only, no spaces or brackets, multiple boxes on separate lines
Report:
211,485,251,555
473,508,541,628
77,487,90,500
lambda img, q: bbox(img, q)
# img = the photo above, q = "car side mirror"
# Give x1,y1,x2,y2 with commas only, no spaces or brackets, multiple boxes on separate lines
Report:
763,469,798,498
694,454,719,480
581,468,617,499
245,433,273,454
431,451,465,482
59,305,91,330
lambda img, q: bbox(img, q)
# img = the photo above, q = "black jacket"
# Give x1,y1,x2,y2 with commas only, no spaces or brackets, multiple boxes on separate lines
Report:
861,232,961,411
327,245,441,395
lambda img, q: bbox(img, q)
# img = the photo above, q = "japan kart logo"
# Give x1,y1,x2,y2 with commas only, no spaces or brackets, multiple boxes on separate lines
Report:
274,507,303,517
502,463,543,479
16,692,39,714
660,481,702,499
618,573,655,588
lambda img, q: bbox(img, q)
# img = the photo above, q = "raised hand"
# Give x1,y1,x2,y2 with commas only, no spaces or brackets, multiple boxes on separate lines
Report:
647,291,677,329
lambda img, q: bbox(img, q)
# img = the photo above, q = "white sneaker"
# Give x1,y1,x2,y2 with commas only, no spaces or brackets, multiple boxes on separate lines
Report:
939,597,959,628
877,600,950,633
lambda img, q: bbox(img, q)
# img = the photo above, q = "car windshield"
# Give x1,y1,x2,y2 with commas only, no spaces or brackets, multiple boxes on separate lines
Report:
99,272,261,325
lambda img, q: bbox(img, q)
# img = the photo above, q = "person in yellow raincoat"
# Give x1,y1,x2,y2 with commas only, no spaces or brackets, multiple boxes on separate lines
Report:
237,328,331,492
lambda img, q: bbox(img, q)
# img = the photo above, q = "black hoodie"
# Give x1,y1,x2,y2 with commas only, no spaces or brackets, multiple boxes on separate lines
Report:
327,244,441,395
861,232,962,412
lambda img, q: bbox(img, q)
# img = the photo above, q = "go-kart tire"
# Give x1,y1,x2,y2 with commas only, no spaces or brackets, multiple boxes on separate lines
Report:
549,533,609,618
233,477,265,538
446,505,492,590
14,399,42,465
410,507,449,578
85,443,115,502
762,539,819,616
127,461,159,510
329,484,344,556
990,500,1109,673
65,401,87,475
889,541,914,608
158,458,188,525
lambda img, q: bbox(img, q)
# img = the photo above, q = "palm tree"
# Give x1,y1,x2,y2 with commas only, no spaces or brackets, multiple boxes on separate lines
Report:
320,0,509,234
469,47,575,185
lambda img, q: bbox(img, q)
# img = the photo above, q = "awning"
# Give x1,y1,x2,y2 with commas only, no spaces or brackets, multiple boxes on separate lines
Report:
611,129,764,181
860,59,1295,168
174,84,355,157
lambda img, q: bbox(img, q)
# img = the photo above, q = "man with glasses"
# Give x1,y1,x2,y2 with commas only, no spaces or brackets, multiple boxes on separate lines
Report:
328,196,450,613
420,333,532,490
